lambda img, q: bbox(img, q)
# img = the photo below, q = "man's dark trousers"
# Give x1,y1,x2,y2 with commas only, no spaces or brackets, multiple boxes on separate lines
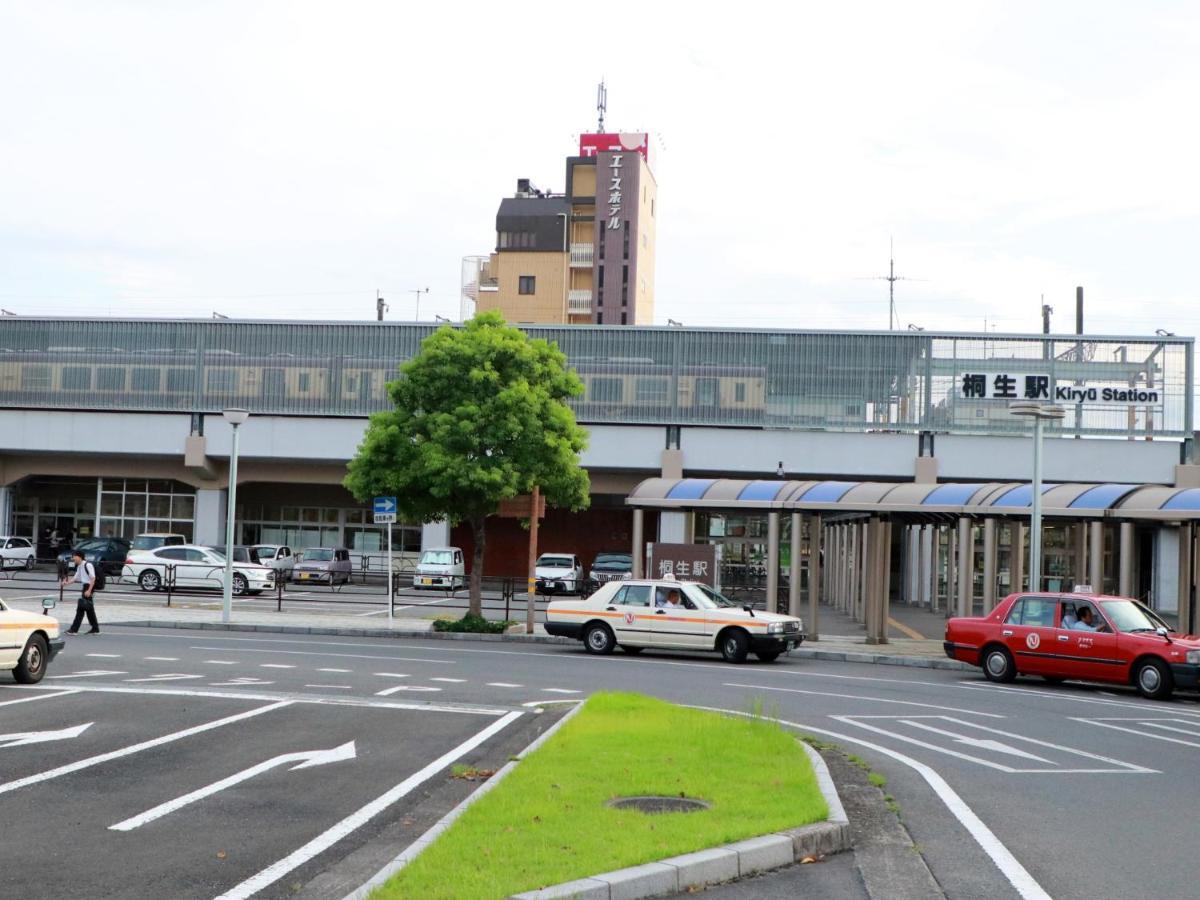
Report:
69,592,99,632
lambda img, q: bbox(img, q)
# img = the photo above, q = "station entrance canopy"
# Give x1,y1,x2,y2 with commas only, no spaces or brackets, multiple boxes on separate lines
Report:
627,478,1200,522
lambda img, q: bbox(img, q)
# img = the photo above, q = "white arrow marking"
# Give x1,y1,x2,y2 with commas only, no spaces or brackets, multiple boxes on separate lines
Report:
0,722,92,749
109,740,356,831
900,720,1054,763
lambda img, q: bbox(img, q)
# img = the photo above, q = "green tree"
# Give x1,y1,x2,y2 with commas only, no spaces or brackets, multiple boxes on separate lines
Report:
344,312,590,616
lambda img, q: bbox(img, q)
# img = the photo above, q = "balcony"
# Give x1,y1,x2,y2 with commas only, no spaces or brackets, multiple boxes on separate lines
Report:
567,289,593,314
569,243,594,267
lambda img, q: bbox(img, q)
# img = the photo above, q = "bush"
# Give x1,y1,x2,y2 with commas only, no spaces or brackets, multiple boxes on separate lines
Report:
432,614,513,634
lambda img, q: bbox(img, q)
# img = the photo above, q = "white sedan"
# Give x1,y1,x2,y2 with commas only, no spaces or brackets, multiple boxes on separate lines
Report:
0,536,36,570
535,553,583,595
1,595,64,683
546,577,805,663
122,544,275,595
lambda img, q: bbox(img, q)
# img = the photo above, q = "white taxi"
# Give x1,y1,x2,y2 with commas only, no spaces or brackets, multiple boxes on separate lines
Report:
546,577,805,663
1,595,64,683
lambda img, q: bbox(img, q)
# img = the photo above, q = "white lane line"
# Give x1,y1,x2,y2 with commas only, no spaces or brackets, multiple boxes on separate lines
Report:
958,682,1200,718
693,705,1053,900
724,682,1005,718
487,682,523,688
521,699,578,707
304,685,353,690
0,690,79,707
430,677,466,683
0,701,291,796
144,657,179,662
205,660,237,665
542,688,582,694
318,668,352,673
86,653,122,659
213,711,523,900
375,672,410,679
124,674,205,683
375,685,442,696
355,609,390,617
260,664,296,669
47,670,127,679
190,646,455,665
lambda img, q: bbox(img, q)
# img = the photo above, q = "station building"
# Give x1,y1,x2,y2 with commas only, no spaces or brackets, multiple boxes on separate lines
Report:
0,317,1196,629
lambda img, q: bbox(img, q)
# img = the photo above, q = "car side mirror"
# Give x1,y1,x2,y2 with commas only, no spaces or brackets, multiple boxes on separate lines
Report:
42,597,57,610
1156,626,1172,642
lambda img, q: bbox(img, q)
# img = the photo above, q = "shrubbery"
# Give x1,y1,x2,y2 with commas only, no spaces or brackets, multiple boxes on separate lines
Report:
432,614,513,634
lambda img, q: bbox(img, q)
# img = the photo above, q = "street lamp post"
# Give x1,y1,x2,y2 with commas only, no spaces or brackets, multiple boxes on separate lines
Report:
1009,402,1064,591
221,408,250,623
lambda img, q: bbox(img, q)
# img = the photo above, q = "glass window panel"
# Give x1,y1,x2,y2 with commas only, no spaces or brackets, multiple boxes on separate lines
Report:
124,496,147,519
323,508,339,523
63,366,92,390
98,518,122,539
131,368,160,391
148,496,171,518
166,368,194,393
77,498,96,515
97,367,125,390
261,503,281,521
101,494,123,516
301,508,320,523
321,527,341,546
146,519,170,533
14,495,35,512
344,509,364,524
281,507,299,522
171,496,195,520
126,480,147,493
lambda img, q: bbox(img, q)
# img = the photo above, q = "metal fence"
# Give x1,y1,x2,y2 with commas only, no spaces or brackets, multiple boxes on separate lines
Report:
0,317,1191,438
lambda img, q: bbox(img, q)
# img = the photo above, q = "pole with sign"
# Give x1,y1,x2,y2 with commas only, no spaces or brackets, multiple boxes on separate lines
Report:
373,497,398,620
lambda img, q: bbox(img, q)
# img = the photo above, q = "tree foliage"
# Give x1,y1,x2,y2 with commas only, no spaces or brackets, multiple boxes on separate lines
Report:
344,312,590,614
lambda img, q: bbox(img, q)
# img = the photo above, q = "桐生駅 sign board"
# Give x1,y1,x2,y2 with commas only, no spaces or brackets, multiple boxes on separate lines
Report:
648,543,717,587
957,372,1161,406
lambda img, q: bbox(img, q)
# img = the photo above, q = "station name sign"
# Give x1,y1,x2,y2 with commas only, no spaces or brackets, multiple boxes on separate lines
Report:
958,372,1161,406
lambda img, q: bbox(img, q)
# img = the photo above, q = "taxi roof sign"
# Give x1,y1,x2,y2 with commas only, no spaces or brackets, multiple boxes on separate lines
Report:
1072,584,1094,593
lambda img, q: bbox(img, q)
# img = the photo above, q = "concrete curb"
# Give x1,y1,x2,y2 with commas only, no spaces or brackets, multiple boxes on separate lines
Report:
342,701,587,900
107,618,971,669
507,741,851,900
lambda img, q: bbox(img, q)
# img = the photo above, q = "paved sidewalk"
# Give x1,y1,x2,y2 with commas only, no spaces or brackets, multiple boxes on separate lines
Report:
6,594,971,669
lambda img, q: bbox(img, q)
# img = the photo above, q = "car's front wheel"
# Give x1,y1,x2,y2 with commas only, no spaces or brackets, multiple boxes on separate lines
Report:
139,569,161,592
583,622,616,655
720,629,750,663
982,645,1016,683
1134,659,1173,700
14,634,48,684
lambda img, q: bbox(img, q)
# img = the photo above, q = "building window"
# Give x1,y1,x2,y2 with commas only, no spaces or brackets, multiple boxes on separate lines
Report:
621,284,628,305
635,378,669,405
597,312,603,324
598,265,604,288
518,276,536,295
621,312,628,325
97,367,125,390
589,377,623,402
166,368,194,393
622,264,629,284
298,373,310,392
735,382,747,403
131,367,160,391
499,231,509,249
623,222,630,259
206,368,236,392
20,366,51,391
63,366,92,390
599,237,605,259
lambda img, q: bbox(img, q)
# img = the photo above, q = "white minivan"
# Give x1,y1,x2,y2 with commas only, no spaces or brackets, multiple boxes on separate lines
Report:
412,547,465,590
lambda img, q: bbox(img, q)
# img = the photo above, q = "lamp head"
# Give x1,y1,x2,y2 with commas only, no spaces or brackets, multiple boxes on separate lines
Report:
222,408,250,427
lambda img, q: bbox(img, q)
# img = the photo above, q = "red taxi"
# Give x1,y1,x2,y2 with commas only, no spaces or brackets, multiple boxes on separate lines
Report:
945,591,1200,700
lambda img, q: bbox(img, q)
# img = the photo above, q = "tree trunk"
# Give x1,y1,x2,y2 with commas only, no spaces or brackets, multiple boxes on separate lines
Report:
468,516,486,618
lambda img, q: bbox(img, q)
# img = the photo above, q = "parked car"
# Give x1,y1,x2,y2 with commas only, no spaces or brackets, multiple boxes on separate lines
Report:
56,537,132,576
121,544,274,595
589,551,632,584
535,553,583,595
412,547,465,590
251,544,296,582
546,577,805,662
292,547,352,585
1,594,65,683
0,536,36,570
130,533,187,552
945,590,1200,700
203,545,262,565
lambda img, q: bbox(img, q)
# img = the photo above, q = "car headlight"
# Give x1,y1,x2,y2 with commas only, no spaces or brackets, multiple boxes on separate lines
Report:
1186,650,1200,665
767,622,785,634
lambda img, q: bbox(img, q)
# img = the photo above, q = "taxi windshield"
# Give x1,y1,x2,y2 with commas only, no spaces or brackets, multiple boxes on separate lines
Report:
688,584,740,609
1101,600,1170,633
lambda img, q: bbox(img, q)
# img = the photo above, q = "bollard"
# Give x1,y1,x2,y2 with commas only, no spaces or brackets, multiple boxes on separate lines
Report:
165,564,174,608
277,576,284,612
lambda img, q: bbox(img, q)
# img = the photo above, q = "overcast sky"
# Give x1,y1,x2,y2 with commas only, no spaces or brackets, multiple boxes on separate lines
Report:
2,1,1199,337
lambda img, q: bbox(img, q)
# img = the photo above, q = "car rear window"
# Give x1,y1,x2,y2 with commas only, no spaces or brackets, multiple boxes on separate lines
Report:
538,556,574,567
1004,596,1056,627
613,585,651,607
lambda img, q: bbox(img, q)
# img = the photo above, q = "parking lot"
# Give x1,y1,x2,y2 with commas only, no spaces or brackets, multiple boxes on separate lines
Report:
0,648,549,900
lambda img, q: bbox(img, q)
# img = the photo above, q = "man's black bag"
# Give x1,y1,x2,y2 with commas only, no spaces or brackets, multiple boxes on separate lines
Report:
86,560,106,591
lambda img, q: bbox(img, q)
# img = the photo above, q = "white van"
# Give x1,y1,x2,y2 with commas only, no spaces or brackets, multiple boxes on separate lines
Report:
412,547,466,589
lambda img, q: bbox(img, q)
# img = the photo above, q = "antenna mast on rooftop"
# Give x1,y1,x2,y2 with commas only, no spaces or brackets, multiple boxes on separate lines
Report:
596,79,607,132
858,238,923,330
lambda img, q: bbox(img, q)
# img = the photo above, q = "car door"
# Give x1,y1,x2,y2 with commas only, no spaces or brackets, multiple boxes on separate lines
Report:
648,585,708,649
608,583,653,646
1056,599,1125,683
1000,595,1057,675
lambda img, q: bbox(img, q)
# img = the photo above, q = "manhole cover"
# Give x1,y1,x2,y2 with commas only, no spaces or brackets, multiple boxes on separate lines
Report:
607,796,710,814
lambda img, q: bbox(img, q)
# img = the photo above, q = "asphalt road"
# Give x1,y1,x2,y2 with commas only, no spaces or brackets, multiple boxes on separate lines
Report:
5,626,1200,899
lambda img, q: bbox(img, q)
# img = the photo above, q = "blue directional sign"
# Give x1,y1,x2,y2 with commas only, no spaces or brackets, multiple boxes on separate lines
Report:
373,496,397,524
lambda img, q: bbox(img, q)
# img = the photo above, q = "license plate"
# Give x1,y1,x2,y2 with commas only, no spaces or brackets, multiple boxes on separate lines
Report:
422,578,432,585
299,573,310,580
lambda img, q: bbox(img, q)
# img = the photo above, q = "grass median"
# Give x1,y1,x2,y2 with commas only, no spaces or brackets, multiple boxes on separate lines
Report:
375,691,828,899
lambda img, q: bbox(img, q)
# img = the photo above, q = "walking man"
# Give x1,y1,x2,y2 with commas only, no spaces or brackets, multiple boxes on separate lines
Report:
61,549,100,635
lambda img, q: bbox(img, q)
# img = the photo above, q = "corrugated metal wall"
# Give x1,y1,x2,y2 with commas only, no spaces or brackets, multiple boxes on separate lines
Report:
0,318,1190,438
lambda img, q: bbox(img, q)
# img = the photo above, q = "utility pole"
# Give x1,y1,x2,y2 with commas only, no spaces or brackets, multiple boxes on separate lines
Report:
411,287,429,321
376,290,387,322
596,80,607,132
859,238,919,330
